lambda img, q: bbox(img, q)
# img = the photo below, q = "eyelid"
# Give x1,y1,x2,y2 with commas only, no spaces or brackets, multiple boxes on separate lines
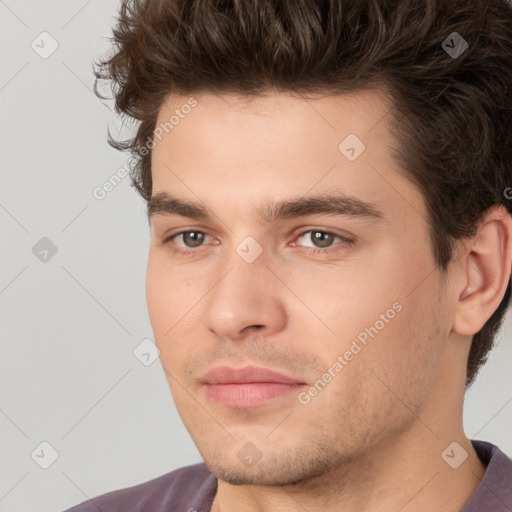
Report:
159,230,213,247
158,226,212,245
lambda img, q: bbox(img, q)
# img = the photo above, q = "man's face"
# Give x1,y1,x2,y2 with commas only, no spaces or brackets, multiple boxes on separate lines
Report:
146,90,455,485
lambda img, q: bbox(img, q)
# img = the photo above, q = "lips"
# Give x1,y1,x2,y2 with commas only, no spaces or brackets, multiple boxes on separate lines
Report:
200,365,305,385
200,365,307,407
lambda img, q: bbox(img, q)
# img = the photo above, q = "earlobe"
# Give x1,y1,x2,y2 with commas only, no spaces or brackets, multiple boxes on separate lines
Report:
452,207,512,337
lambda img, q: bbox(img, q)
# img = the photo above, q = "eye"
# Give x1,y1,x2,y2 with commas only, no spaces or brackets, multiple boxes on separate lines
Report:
173,231,208,248
161,230,213,255
292,229,353,254
160,228,353,256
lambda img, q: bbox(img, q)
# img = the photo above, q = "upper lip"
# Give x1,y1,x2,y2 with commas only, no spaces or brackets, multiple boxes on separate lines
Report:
200,365,305,385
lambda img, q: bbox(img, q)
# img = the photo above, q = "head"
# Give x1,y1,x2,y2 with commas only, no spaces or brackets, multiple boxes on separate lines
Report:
95,0,512,485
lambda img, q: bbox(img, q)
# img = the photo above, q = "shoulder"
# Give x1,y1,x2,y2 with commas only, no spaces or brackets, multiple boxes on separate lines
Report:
461,440,512,511
62,462,217,512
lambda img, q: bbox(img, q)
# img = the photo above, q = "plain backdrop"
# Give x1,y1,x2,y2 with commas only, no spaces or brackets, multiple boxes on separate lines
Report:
1,2,511,511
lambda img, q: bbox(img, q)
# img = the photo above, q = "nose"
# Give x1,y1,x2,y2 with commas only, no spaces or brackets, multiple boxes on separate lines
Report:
202,252,287,341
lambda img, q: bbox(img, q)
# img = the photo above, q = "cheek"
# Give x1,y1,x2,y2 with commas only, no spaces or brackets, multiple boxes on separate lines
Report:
287,240,414,329
146,253,191,333
308,256,445,405
287,264,402,349
145,263,170,336
318,299,445,447
359,292,446,410
145,254,202,374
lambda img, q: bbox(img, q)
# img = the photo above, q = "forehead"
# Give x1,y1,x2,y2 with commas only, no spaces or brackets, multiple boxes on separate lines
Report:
155,88,391,139
150,89,426,226
152,88,392,177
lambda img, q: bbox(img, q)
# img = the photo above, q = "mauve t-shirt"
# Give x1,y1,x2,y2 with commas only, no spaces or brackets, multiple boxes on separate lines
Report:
62,439,512,512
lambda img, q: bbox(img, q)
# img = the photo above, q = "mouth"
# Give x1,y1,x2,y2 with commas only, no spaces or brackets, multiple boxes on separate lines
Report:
200,365,308,408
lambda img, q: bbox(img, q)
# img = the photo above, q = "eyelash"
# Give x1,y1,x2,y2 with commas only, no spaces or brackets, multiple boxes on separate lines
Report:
160,229,354,257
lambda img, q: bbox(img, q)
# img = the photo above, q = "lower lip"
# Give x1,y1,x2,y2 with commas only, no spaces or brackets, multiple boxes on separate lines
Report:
203,382,306,407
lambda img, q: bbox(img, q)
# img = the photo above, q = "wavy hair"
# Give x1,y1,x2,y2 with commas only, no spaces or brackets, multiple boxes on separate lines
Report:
94,0,512,388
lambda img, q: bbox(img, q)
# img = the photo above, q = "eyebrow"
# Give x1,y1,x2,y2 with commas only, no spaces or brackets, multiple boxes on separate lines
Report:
148,191,385,224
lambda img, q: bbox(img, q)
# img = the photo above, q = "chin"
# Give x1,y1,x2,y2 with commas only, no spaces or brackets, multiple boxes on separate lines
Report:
202,451,333,487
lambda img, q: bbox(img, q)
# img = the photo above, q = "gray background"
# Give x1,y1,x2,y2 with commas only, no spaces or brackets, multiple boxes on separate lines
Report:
0,2,511,511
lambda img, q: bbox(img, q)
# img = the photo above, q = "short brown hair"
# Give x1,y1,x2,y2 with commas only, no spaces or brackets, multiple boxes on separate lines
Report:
94,0,512,388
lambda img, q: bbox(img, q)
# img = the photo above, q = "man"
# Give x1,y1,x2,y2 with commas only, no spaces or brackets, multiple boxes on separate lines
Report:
64,0,512,510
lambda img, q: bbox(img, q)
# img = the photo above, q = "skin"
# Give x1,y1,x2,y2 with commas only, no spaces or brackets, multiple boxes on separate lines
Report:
145,89,512,512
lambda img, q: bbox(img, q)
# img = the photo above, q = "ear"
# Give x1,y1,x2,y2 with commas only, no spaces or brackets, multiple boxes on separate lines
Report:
452,206,512,336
